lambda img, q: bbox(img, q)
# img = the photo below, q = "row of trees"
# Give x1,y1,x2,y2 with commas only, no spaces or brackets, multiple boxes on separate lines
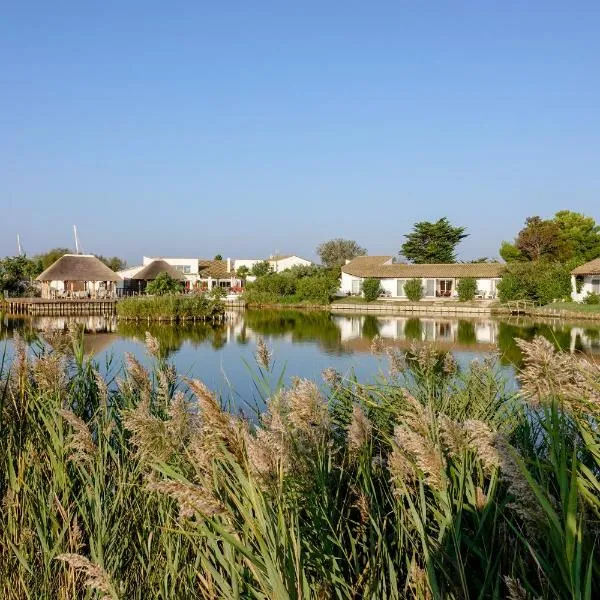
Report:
315,218,469,267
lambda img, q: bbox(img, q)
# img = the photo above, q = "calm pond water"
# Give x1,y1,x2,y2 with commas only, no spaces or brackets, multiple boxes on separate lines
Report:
2,309,599,404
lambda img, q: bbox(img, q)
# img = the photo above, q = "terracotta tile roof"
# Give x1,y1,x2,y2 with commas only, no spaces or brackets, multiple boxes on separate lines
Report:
572,258,600,275
198,259,234,279
342,256,505,278
36,254,121,282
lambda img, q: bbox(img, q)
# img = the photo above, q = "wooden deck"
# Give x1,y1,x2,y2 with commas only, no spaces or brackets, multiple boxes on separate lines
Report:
2,297,117,316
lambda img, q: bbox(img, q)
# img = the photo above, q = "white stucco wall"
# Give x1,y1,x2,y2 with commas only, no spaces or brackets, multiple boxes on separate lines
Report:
571,275,600,302
339,274,500,299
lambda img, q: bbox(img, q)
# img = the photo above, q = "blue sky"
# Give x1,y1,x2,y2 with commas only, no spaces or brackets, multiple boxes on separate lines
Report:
2,2,599,264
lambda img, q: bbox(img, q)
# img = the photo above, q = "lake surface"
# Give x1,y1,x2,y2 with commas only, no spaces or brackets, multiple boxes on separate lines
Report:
2,309,599,404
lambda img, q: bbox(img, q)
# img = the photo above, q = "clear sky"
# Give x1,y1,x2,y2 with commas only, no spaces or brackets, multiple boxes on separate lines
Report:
2,2,599,264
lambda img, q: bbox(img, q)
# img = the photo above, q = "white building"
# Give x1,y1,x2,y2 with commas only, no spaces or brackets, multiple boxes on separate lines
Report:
571,259,600,302
340,256,504,300
232,255,312,274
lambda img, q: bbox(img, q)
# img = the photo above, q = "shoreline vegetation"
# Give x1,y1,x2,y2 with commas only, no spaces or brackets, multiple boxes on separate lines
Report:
115,295,226,322
0,329,599,598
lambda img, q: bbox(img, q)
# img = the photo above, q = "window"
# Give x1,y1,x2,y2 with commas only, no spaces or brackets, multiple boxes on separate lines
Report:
219,281,231,288
396,279,407,297
592,279,600,293
424,279,435,297
175,265,191,274
351,279,362,294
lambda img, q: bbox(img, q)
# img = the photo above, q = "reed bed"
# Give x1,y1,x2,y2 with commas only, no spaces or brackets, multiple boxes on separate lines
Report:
0,329,599,598
116,295,225,322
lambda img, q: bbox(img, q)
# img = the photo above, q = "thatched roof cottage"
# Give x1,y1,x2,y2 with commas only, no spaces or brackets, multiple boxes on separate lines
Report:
36,254,121,299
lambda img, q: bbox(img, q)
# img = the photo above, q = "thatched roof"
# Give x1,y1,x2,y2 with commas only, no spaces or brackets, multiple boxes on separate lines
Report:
342,256,505,278
36,254,121,282
131,260,187,281
572,258,600,276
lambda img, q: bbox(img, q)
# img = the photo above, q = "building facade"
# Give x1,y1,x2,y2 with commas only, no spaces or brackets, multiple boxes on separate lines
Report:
571,259,600,302
340,256,504,300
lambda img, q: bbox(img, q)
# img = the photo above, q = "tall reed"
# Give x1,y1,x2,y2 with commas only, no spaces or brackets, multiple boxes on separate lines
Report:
0,331,598,598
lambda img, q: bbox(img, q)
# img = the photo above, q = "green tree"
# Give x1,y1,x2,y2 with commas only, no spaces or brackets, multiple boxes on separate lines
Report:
553,210,600,263
498,261,572,305
145,272,184,295
251,260,272,277
35,247,71,271
499,241,525,262
214,254,223,261
362,278,382,302
0,256,39,296
236,265,250,281
400,218,467,263
316,238,367,268
515,216,567,261
95,255,127,271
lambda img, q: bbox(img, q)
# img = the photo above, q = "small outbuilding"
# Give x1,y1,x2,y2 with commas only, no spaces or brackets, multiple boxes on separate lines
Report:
124,259,187,294
571,259,600,302
36,254,121,299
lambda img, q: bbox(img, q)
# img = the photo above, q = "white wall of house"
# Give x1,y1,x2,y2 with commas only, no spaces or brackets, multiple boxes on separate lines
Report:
143,257,199,275
270,256,312,272
340,272,500,299
571,275,600,302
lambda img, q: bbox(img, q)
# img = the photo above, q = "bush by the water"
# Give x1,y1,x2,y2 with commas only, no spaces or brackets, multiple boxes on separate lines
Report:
244,266,340,304
404,277,424,301
116,294,224,320
1,332,599,598
145,272,185,295
583,291,600,305
457,277,477,301
361,277,382,302
498,260,572,305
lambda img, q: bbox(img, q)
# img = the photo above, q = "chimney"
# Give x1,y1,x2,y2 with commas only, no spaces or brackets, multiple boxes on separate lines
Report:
227,257,232,273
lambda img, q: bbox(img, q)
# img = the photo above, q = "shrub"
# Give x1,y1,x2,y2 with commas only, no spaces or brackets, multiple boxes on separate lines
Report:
456,277,477,301
362,278,382,302
295,275,339,303
145,272,184,295
498,261,571,305
583,291,600,305
404,278,423,301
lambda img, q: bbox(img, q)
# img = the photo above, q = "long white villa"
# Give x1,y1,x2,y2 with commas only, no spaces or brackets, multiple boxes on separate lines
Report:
571,258,600,302
340,256,505,299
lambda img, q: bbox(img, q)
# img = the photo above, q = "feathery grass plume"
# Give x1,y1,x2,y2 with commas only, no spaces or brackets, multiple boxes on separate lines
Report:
407,558,432,600
58,409,96,465
255,337,272,370
409,341,441,373
475,486,488,510
494,437,538,524
442,351,458,375
504,576,527,600
122,400,177,464
463,419,500,473
385,347,406,377
147,479,222,519
32,352,67,396
347,404,372,455
144,331,160,358
93,369,109,406
321,367,341,388
370,334,384,355
8,332,29,402
243,394,290,483
56,554,118,600
286,378,329,440
438,414,469,456
392,424,446,490
186,378,245,472
123,352,152,402
517,336,600,414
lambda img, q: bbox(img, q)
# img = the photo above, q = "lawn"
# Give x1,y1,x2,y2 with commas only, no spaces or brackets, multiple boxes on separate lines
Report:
542,301,600,313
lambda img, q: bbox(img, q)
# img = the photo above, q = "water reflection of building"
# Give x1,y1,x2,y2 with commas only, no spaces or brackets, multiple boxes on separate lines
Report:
333,315,498,347
569,327,600,355
32,315,118,333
